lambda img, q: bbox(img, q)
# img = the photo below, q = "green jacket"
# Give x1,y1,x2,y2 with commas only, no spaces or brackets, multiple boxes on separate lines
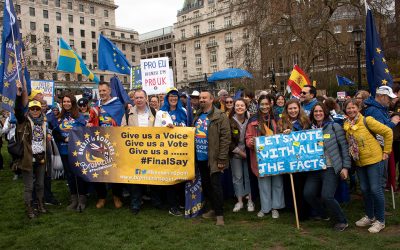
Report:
193,106,231,174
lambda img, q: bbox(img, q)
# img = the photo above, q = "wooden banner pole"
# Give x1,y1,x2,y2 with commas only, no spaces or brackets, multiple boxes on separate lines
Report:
290,173,300,230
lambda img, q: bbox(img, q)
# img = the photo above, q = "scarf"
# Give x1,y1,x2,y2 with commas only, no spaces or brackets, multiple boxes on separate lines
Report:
28,113,44,125
346,114,360,161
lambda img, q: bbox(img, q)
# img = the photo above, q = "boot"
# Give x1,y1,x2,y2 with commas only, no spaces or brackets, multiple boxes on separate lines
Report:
37,200,48,214
216,216,225,226
96,199,106,209
76,195,87,212
202,210,216,219
25,203,36,219
113,196,123,209
67,195,78,210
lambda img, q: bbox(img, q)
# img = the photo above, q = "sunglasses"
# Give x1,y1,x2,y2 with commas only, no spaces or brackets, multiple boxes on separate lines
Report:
225,101,233,104
30,107,41,111
301,91,309,95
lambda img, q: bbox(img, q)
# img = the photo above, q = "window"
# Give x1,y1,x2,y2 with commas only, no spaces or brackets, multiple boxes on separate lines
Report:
43,10,48,18
349,43,355,56
111,31,115,36
65,74,70,81
122,44,126,51
52,73,58,81
90,6,95,14
183,57,187,67
166,43,171,49
79,30,85,38
91,19,95,27
196,67,202,75
42,0,48,5
224,16,232,28
181,44,186,52
29,7,35,16
92,42,96,50
104,10,109,17
69,39,74,47
55,0,61,7
56,12,61,21
32,47,37,56
225,32,232,43
226,47,233,59
153,46,158,52
79,4,84,12
93,53,97,63
243,28,249,39
57,26,62,34
68,15,73,23
334,25,342,34
121,33,125,38
210,50,217,63
208,21,215,31
16,5,21,14
130,34,134,39
208,36,216,46
195,40,201,49
82,52,86,60
30,22,36,31
211,65,217,73
39,72,44,79
45,49,51,60
194,25,200,36
105,22,109,27
147,47,152,53
194,11,200,18
292,53,299,65
67,1,72,10
81,41,86,49
347,25,353,32
181,29,186,39
44,24,49,32
31,34,36,43
80,17,84,24
195,54,202,65
131,55,136,62
78,75,82,81
131,45,135,52
91,31,96,39
69,28,74,36
18,20,22,29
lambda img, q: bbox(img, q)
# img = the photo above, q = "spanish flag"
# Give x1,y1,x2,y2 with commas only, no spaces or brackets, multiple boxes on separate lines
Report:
287,65,311,97
57,38,99,83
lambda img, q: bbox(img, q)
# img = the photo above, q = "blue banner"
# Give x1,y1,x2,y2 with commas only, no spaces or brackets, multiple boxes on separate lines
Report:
131,65,142,89
255,129,326,176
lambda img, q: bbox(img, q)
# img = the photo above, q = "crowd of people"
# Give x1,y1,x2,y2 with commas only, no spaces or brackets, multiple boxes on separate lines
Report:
1,80,399,233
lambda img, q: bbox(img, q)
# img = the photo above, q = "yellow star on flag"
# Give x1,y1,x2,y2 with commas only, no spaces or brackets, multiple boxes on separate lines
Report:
385,68,390,74
116,64,120,68
115,153,120,157
381,79,388,85
376,48,381,54
371,59,374,65
112,142,117,147
104,133,110,139
382,57,386,63
82,169,87,175
0,60,3,65
84,133,90,139
93,172,99,178
104,170,109,175
76,140,82,146
95,130,100,136
191,194,196,200
4,82,10,88
112,163,117,168
113,59,117,62
121,66,125,70
113,53,116,56
72,150,78,156
113,47,116,50
75,161,80,167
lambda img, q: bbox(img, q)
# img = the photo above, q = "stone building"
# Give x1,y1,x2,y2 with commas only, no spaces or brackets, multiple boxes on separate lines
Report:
0,0,140,92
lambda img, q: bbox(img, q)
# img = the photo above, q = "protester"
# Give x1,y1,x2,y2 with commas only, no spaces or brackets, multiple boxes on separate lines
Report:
215,89,229,111
324,97,345,126
49,93,87,211
194,90,231,225
15,85,49,219
246,95,284,219
354,90,370,115
304,103,351,231
224,96,234,117
274,94,285,119
229,98,254,213
88,81,125,209
300,85,317,115
343,99,393,233
149,95,160,111
180,92,188,109
78,98,90,121
128,90,136,103
242,90,258,116
391,84,400,190
190,90,200,114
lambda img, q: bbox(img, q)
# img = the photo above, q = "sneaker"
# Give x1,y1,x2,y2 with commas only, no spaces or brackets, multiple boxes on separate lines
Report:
202,210,216,219
257,211,265,218
13,174,18,181
333,223,349,232
272,209,279,219
233,202,243,212
169,208,183,216
247,201,255,212
45,199,61,206
355,216,375,227
311,216,330,221
368,221,385,233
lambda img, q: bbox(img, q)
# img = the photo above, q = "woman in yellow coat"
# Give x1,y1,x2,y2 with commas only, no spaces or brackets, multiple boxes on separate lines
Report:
343,99,393,233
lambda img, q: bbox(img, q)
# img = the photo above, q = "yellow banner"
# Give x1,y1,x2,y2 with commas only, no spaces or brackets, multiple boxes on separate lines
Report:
68,127,195,185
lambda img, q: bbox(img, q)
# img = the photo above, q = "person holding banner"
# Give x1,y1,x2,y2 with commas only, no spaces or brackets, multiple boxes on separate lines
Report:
246,95,284,219
303,103,351,231
343,99,393,233
229,99,254,213
49,93,87,211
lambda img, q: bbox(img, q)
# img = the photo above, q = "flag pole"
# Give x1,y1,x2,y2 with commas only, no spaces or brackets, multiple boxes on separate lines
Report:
130,67,133,90
290,173,300,230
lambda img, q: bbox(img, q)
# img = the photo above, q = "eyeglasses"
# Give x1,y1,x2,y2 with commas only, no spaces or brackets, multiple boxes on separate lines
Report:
29,107,41,111
301,91,309,95
225,101,233,104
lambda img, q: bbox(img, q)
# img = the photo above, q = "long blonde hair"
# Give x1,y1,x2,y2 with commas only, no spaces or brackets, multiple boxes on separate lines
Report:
279,99,310,132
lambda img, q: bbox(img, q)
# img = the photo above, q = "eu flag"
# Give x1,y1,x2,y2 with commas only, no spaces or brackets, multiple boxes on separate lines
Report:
57,38,99,83
336,75,355,86
365,5,393,96
110,75,133,106
98,34,131,75
131,65,142,89
0,0,31,112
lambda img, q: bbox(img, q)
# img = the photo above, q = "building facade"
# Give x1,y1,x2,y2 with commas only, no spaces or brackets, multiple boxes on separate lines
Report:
0,0,140,91
173,0,252,90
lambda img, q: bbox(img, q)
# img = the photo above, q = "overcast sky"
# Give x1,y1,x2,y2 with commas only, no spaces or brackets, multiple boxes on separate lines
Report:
115,0,183,34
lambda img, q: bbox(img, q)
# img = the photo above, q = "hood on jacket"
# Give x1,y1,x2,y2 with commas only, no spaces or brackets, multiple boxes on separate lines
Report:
364,96,388,111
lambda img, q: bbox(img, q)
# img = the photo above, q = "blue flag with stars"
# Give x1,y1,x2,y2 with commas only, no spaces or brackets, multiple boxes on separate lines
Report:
0,0,31,113
98,34,131,75
365,5,393,96
336,75,355,86
131,65,142,89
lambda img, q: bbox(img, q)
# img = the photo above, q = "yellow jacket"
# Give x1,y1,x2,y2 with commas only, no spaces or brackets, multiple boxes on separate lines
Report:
343,114,393,167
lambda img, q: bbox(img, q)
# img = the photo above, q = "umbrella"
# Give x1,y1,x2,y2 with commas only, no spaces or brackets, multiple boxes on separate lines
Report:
208,68,253,82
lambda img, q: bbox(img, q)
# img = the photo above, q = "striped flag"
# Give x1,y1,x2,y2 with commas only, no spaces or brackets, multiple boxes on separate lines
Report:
287,65,311,97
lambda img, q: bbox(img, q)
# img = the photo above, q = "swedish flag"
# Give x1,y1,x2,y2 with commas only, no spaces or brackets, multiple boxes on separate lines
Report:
57,38,99,83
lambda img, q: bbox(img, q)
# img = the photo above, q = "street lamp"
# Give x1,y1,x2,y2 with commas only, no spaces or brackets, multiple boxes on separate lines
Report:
352,26,363,90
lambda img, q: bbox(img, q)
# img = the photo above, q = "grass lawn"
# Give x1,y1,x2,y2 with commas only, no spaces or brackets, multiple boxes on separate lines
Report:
1,146,400,250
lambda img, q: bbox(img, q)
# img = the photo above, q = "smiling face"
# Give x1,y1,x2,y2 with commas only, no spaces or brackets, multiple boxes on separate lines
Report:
134,90,147,109
300,86,312,103
199,91,214,111
168,93,179,108
234,100,247,116
345,102,359,120
259,98,271,114
276,96,285,107
287,102,300,120
29,106,42,118
63,97,72,111
98,84,112,103
313,105,325,123
225,97,234,110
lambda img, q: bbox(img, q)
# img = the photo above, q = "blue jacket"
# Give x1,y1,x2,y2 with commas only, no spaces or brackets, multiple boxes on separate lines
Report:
302,98,318,115
364,97,395,128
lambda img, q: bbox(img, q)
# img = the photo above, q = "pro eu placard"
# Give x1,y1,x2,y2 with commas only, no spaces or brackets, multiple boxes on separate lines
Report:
255,129,326,176
68,127,195,185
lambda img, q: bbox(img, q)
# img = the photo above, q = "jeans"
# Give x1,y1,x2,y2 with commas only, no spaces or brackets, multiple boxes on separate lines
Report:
61,155,88,195
130,185,161,210
22,162,45,204
357,161,385,223
303,168,347,223
198,160,224,216
258,175,285,213
230,157,251,198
